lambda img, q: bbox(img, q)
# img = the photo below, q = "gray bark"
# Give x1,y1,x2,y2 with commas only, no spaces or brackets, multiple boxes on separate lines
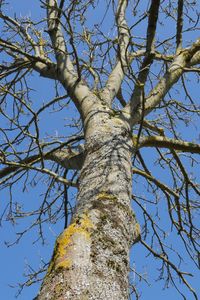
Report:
36,101,140,300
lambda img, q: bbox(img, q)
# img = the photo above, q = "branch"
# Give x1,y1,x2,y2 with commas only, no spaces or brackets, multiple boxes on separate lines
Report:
176,0,184,52
0,38,49,65
0,160,78,187
102,50,144,105
47,0,77,85
132,168,179,198
139,136,200,154
101,0,130,105
141,240,198,300
0,37,58,80
123,38,200,125
46,0,91,110
142,119,164,135
123,0,160,121
0,12,40,56
47,148,84,170
0,146,85,180
116,0,130,70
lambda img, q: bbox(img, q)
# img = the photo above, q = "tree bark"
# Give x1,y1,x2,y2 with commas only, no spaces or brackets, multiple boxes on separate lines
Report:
36,104,140,300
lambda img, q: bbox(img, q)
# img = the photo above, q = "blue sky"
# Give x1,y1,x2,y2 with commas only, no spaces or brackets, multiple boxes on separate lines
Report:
0,1,199,299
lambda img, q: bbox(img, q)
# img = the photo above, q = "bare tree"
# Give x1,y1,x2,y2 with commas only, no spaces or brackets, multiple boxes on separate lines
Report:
0,0,200,299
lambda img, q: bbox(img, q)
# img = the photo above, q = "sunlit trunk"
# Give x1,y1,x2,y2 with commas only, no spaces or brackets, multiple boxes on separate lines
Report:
36,107,139,300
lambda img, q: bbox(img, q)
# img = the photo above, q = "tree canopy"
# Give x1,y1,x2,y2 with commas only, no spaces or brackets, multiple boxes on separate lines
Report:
0,1,200,299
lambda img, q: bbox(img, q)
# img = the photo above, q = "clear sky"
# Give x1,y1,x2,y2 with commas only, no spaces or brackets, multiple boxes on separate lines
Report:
0,1,199,300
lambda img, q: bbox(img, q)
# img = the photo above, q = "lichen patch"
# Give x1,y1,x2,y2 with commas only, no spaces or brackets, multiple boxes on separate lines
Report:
47,213,94,274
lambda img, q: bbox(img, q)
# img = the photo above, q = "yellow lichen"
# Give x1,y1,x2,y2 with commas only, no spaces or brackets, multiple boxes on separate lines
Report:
134,223,141,243
47,213,94,274
97,192,117,201
132,135,138,147
39,37,46,46
135,223,141,235
113,117,124,126
55,282,63,294
55,259,72,270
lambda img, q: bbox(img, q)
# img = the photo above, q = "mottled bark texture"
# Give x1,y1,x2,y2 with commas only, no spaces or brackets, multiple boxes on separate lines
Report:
36,104,140,300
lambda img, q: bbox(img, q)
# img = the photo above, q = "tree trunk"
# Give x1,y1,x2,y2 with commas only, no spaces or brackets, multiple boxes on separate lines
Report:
36,106,140,300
